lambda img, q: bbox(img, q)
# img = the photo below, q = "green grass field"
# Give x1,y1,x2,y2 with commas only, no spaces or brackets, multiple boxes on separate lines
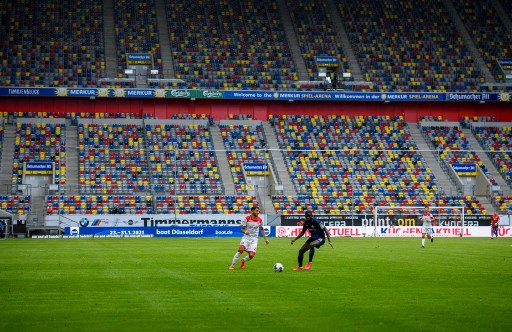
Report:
0,237,511,331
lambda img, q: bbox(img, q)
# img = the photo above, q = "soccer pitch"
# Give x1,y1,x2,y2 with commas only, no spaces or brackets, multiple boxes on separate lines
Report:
0,237,510,331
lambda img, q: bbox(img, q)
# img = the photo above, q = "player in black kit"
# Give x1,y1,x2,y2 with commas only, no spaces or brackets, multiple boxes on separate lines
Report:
291,210,333,270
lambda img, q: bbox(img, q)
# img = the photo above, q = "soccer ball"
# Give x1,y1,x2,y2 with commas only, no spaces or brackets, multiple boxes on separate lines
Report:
273,262,284,272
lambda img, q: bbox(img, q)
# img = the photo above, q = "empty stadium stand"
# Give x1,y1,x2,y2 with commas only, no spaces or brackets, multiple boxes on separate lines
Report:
336,0,483,92
1,0,511,91
0,0,105,87
269,115,446,214
144,119,223,195
451,0,512,83
78,119,148,194
0,109,509,238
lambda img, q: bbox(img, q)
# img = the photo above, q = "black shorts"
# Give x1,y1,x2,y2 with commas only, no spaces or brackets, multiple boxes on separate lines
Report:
306,237,326,248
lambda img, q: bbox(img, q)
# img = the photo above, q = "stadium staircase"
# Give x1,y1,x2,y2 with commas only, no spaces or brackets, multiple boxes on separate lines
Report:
103,0,118,79
0,122,44,234
155,0,175,78
211,124,276,213
27,191,45,232
209,126,236,194
261,121,295,197
65,120,79,196
442,0,495,84
408,123,458,196
0,123,14,192
461,127,512,199
326,0,364,82
257,185,276,215
410,123,497,213
277,0,309,81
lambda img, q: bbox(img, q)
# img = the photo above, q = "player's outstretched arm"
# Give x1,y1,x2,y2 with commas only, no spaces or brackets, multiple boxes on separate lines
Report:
291,229,306,245
321,224,334,248
260,226,269,244
326,231,334,248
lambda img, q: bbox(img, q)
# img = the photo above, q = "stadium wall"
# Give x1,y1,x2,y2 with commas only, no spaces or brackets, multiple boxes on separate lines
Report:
1,97,512,121
49,214,512,238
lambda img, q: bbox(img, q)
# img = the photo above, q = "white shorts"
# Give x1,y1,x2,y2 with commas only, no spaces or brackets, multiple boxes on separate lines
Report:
422,226,433,234
240,235,258,253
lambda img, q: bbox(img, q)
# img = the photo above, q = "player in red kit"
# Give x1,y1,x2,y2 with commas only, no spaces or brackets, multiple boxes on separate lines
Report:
491,212,500,239
229,206,269,269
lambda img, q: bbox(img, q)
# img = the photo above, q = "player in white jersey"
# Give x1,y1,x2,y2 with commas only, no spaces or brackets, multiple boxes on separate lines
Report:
421,206,435,248
229,206,269,270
